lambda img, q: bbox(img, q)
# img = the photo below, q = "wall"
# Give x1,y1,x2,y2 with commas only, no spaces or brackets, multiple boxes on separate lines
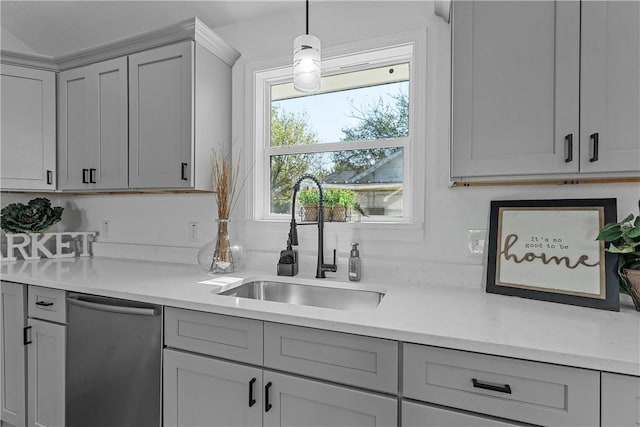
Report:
1,2,637,288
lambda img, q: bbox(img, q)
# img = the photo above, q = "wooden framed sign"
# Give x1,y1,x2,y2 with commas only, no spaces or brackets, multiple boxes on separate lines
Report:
486,199,619,311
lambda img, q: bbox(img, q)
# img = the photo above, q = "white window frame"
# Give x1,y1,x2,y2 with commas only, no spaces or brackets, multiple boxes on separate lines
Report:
249,31,427,226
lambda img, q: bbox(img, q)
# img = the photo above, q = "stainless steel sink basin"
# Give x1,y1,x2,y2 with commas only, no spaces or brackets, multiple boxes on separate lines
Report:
219,280,384,311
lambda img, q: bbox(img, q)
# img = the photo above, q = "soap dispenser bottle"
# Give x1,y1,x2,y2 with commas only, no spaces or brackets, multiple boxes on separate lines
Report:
348,242,361,282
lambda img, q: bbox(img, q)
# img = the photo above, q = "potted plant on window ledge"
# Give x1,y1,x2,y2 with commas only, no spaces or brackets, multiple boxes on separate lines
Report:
324,189,359,222
298,188,320,222
596,200,640,311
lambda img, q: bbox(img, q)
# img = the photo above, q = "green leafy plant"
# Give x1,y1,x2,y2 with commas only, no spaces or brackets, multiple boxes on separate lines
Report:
323,189,358,208
1,198,63,234
298,189,320,206
596,200,640,295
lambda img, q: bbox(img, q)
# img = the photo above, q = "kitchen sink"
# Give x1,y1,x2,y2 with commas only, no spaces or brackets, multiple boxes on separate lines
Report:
218,280,384,311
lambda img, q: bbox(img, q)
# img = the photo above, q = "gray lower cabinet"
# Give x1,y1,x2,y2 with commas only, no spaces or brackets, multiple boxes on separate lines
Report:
403,343,600,427
263,371,397,427
0,283,65,427
163,308,399,427
402,401,516,427
601,372,640,427
26,319,65,427
1,282,27,427
163,349,262,427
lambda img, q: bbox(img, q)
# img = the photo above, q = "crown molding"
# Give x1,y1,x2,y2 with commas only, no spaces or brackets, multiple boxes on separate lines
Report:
2,17,240,72
0,50,59,71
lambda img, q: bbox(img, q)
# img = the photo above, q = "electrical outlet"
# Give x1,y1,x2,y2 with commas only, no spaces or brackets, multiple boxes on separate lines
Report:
467,229,486,256
188,222,199,243
101,220,110,239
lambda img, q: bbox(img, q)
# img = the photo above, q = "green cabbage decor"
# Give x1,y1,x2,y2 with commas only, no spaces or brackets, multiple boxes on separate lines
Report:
1,198,64,234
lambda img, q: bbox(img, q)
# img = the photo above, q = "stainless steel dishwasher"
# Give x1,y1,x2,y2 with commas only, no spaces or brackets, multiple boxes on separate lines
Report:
66,292,162,427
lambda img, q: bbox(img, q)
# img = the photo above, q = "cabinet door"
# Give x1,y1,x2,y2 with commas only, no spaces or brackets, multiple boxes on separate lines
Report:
263,371,397,427
1,282,27,427
27,319,65,427
601,373,640,427
580,1,640,173
163,349,262,427
0,65,56,190
58,57,128,190
451,1,580,178
58,66,91,189
129,41,193,189
402,401,517,427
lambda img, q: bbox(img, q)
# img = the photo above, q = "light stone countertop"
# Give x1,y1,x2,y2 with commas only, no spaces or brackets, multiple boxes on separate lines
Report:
2,256,639,376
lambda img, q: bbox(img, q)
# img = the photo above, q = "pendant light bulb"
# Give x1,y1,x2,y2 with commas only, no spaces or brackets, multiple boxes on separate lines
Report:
293,0,321,93
293,34,321,93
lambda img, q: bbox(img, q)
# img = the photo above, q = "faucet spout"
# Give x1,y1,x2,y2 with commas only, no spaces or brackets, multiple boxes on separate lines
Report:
290,174,337,278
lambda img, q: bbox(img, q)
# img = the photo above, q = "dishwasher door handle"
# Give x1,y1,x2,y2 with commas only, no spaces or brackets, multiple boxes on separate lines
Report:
67,296,159,316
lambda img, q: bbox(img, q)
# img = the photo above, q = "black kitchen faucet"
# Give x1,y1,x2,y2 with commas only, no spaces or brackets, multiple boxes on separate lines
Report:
277,174,337,278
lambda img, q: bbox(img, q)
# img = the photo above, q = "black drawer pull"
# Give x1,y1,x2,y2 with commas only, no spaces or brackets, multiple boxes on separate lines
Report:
564,134,573,163
472,378,512,394
46,170,53,185
82,168,89,184
35,300,54,307
23,326,32,345
249,378,256,407
265,382,272,412
181,162,188,181
589,133,599,162
89,168,97,184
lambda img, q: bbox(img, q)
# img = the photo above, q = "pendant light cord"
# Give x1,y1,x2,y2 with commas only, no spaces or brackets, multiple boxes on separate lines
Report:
306,0,309,35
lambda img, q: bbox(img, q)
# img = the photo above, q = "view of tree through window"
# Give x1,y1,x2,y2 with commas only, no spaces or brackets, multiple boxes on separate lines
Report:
269,63,410,218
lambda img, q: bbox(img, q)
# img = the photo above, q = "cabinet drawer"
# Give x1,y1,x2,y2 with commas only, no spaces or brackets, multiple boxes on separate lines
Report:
164,307,263,365
402,401,517,427
27,286,66,323
403,344,599,427
264,322,398,393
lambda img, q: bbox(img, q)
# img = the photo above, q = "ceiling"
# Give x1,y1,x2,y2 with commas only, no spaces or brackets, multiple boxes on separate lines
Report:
1,1,299,57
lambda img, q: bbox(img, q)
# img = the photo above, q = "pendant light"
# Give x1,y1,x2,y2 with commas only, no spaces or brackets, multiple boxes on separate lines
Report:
293,0,321,93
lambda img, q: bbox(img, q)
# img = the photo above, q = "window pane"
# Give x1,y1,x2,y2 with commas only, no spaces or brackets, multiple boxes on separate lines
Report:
270,148,403,218
270,63,410,145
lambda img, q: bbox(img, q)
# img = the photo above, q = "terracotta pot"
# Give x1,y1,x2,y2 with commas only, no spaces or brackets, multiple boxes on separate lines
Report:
623,268,640,311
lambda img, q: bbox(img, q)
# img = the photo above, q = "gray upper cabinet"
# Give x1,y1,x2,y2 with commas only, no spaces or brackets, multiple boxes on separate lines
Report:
451,1,580,179
58,57,128,190
451,0,639,180
129,40,234,190
580,1,640,174
0,65,56,191
129,41,194,189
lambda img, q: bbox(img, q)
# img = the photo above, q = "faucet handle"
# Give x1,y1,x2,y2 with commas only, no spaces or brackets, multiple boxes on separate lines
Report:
322,249,338,273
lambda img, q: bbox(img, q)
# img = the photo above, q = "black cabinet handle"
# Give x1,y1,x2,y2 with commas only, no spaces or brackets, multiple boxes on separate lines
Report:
472,378,512,394
181,162,188,181
89,168,97,184
82,168,89,184
564,134,573,163
35,300,54,307
265,382,272,412
23,326,32,345
249,378,256,407
46,170,53,185
589,133,599,162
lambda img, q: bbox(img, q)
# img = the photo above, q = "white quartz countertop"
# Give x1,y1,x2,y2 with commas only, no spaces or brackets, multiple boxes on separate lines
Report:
2,256,639,376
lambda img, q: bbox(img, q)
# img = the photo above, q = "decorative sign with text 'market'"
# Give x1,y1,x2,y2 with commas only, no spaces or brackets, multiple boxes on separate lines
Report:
1,232,97,261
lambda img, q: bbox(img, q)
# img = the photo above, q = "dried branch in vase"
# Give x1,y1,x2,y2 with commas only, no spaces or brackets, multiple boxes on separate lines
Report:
211,145,249,220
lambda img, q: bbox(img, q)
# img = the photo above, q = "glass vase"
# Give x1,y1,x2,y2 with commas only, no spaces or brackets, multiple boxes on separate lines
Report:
197,219,241,274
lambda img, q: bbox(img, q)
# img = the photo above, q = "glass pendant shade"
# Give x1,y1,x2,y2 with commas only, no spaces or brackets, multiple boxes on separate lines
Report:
293,34,321,93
